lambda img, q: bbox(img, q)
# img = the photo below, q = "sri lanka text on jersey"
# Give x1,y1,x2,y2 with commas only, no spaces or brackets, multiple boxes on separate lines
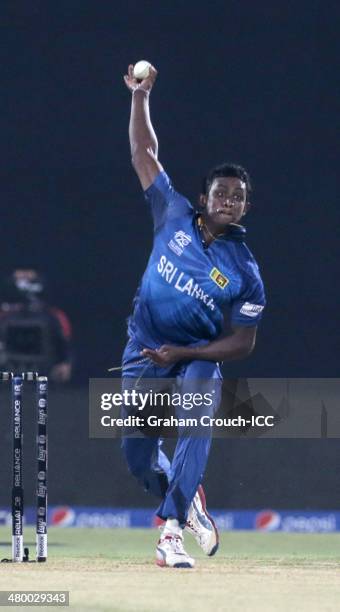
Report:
157,255,215,311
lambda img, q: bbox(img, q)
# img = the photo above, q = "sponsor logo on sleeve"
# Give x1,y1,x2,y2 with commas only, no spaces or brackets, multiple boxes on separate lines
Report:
209,267,229,289
168,230,192,256
240,302,264,317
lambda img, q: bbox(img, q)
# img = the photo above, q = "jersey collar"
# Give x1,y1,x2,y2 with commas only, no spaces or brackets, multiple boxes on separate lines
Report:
195,214,246,243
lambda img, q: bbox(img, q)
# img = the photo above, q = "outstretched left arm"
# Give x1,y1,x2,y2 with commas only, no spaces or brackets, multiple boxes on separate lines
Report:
141,326,257,367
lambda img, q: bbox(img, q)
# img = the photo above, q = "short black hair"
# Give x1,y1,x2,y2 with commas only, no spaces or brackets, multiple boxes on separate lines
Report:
202,163,252,200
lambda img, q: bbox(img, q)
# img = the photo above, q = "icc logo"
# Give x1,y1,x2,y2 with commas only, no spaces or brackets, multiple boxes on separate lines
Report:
168,230,192,256
174,231,191,248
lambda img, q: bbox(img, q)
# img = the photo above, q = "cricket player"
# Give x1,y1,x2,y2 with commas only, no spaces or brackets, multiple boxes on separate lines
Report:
121,63,266,568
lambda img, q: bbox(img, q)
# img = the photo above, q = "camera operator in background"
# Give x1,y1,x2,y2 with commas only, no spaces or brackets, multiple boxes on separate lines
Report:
0,269,73,382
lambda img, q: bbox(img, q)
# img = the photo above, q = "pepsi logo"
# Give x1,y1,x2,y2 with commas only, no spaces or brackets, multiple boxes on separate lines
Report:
255,510,281,531
51,506,75,526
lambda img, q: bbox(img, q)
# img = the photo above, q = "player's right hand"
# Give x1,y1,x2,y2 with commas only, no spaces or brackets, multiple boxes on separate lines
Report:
123,64,158,93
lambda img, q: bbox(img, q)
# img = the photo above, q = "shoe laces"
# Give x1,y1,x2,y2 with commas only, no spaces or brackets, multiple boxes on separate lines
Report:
187,498,204,532
186,518,205,544
186,518,199,533
162,534,186,554
186,500,211,544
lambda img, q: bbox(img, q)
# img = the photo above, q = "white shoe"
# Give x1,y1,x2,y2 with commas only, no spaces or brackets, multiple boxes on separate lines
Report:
185,485,219,556
156,533,195,568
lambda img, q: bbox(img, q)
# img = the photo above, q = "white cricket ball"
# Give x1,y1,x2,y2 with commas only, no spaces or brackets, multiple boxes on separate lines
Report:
133,60,151,81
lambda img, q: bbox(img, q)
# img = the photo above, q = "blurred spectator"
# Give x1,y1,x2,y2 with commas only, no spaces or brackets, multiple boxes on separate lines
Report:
0,269,73,381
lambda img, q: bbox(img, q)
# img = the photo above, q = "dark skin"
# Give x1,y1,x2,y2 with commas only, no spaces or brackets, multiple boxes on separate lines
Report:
199,176,250,238
124,64,257,367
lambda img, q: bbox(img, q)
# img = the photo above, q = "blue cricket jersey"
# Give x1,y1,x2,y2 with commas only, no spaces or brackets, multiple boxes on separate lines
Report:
127,171,266,348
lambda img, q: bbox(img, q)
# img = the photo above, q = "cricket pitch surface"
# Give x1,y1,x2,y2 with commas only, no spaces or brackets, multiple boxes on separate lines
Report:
1,527,340,611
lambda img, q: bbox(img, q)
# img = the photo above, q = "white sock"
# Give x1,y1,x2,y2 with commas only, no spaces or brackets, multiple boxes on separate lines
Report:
163,518,182,537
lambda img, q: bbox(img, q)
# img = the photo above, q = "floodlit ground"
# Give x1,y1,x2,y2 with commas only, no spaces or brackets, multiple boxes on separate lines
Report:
1,527,340,611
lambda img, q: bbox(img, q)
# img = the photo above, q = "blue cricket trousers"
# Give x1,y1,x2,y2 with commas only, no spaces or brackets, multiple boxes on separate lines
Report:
120,338,222,526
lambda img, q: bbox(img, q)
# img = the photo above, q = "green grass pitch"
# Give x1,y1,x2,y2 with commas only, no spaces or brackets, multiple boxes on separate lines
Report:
1,527,340,611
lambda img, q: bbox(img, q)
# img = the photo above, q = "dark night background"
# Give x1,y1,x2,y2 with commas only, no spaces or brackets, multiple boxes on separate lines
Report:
0,1,339,509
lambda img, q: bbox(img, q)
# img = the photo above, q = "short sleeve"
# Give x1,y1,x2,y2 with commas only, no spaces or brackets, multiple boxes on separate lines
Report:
230,272,266,327
144,171,193,231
